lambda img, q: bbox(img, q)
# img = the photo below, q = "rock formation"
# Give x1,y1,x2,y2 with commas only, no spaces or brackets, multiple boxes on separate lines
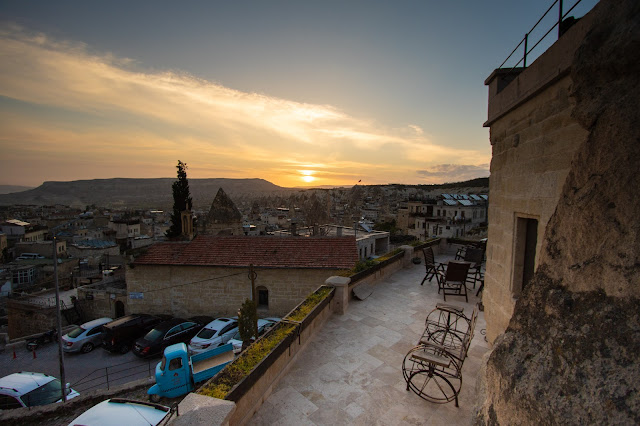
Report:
475,0,640,424
200,188,244,236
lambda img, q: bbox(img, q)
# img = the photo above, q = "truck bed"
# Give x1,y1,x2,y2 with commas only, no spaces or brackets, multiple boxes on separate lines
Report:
192,350,234,374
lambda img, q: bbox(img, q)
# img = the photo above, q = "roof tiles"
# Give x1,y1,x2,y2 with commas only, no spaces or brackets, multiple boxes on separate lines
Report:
134,235,358,269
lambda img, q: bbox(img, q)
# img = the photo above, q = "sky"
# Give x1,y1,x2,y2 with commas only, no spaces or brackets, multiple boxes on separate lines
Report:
0,0,598,188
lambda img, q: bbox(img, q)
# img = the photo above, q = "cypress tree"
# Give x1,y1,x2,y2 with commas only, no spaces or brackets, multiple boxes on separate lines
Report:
166,160,193,238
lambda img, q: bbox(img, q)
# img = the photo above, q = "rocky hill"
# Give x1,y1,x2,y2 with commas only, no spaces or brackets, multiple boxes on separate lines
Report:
0,178,289,209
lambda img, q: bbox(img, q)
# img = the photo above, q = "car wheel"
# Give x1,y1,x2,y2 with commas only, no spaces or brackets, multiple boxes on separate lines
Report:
149,394,162,403
81,343,94,353
119,343,130,354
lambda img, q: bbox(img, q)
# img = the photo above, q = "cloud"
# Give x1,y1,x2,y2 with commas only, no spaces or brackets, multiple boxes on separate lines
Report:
416,164,489,182
0,24,491,187
408,124,424,135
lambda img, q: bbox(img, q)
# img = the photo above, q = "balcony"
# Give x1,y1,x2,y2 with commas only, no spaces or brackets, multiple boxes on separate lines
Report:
251,248,488,424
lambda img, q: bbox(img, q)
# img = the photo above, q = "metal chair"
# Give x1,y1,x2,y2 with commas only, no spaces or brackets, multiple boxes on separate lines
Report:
403,304,479,407
462,247,484,289
436,261,471,302
420,246,444,285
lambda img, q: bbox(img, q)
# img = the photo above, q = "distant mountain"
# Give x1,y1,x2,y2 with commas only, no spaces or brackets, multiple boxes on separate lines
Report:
0,185,35,195
0,178,289,209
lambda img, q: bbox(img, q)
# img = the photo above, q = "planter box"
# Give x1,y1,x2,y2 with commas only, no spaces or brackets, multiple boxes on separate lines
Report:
198,286,335,425
225,286,334,402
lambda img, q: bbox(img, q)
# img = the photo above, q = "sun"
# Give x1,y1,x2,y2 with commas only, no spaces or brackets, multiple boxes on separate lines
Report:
300,170,315,183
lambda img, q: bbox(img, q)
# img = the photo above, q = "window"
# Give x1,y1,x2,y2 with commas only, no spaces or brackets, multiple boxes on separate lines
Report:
87,327,102,336
169,357,183,371
0,395,23,409
257,286,269,307
512,216,539,298
166,326,182,338
181,322,196,331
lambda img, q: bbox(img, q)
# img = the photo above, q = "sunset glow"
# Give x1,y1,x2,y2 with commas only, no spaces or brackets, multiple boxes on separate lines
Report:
0,0,539,189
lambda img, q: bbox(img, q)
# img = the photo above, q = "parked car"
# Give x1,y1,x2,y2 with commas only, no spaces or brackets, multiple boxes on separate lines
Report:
188,317,238,354
228,318,279,354
133,318,204,358
62,317,113,354
102,314,168,354
68,398,172,426
0,372,79,410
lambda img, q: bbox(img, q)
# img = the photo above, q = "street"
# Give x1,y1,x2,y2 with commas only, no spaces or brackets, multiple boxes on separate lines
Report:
0,341,158,393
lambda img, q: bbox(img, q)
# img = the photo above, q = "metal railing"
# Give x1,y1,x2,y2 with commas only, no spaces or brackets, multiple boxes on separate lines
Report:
71,358,157,393
498,0,595,72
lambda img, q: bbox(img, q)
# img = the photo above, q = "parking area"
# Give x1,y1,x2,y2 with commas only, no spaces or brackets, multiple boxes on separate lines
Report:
0,341,158,394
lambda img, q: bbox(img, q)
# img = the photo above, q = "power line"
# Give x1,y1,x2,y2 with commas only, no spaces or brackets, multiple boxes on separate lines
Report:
138,271,247,294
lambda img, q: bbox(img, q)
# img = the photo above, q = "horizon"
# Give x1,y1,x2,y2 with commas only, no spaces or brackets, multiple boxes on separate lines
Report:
0,175,490,193
0,1,597,188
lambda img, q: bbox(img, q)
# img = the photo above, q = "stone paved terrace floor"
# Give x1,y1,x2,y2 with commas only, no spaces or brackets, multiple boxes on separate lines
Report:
252,254,489,425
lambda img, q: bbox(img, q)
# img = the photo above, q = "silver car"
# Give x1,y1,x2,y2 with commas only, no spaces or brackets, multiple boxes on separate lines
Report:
62,317,113,353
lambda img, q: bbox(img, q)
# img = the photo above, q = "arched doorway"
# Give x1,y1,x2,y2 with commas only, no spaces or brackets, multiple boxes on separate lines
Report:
114,300,125,318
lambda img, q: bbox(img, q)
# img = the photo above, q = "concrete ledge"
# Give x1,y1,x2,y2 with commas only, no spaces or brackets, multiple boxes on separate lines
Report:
484,7,597,128
171,393,235,426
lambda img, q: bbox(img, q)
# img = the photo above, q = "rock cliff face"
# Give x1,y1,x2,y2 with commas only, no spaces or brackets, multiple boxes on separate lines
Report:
476,0,640,424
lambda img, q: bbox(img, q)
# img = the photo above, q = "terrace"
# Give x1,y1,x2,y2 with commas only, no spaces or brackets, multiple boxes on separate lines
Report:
249,246,488,425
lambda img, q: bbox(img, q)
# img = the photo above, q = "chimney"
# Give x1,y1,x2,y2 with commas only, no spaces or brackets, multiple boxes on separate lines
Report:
336,226,342,237
291,222,297,236
313,224,319,236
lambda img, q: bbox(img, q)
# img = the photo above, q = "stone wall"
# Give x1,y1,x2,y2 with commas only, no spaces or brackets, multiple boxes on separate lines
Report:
7,299,71,339
126,265,338,318
482,9,594,343
476,0,640,423
76,282,127,320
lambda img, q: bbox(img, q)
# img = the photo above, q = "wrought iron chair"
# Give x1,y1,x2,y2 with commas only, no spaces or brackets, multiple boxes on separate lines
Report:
462,247,484,289
420,246,444,285
436,261,471,302
403,304,479,406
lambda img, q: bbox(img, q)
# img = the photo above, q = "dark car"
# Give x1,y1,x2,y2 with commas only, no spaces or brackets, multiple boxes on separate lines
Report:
132,318,204,358
102,314,168,354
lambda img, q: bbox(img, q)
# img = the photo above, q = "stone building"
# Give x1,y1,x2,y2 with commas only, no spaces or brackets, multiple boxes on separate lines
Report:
482,10,592,343
199,188,244,236
477,0,640,423
126,235,358,318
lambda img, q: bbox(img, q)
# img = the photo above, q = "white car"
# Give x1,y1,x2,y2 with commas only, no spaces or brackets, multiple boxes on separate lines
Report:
228,318,279,354
188,317,238,354
68,398,172,426
0,372,79,410
62,317,113,353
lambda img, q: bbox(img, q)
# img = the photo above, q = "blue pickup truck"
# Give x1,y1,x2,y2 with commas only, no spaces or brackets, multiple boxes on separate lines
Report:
148,342,234,401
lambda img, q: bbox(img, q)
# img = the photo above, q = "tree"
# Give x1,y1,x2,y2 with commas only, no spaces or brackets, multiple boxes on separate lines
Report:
238,299,258,352
166,160,193,238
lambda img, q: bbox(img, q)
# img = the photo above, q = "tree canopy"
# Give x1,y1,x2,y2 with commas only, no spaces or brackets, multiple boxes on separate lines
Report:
166,160,193,238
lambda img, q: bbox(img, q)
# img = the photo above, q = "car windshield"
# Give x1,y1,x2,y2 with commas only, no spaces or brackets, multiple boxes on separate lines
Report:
231,331,241,340
144,328,164,342
196,328,217,339
20,379,64,407
66,327,85,338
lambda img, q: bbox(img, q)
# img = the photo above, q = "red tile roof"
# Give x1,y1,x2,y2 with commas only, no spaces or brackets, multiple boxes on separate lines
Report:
133,235,358,269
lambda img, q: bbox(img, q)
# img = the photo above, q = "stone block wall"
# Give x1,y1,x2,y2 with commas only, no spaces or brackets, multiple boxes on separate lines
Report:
7,299,70,339
483,12,593,343
126,265,337,318
76,286,127,320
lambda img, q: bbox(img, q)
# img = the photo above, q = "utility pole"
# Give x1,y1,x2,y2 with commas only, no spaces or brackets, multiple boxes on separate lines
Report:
53,237,67,402
248,264,257,302
248,264,258,339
